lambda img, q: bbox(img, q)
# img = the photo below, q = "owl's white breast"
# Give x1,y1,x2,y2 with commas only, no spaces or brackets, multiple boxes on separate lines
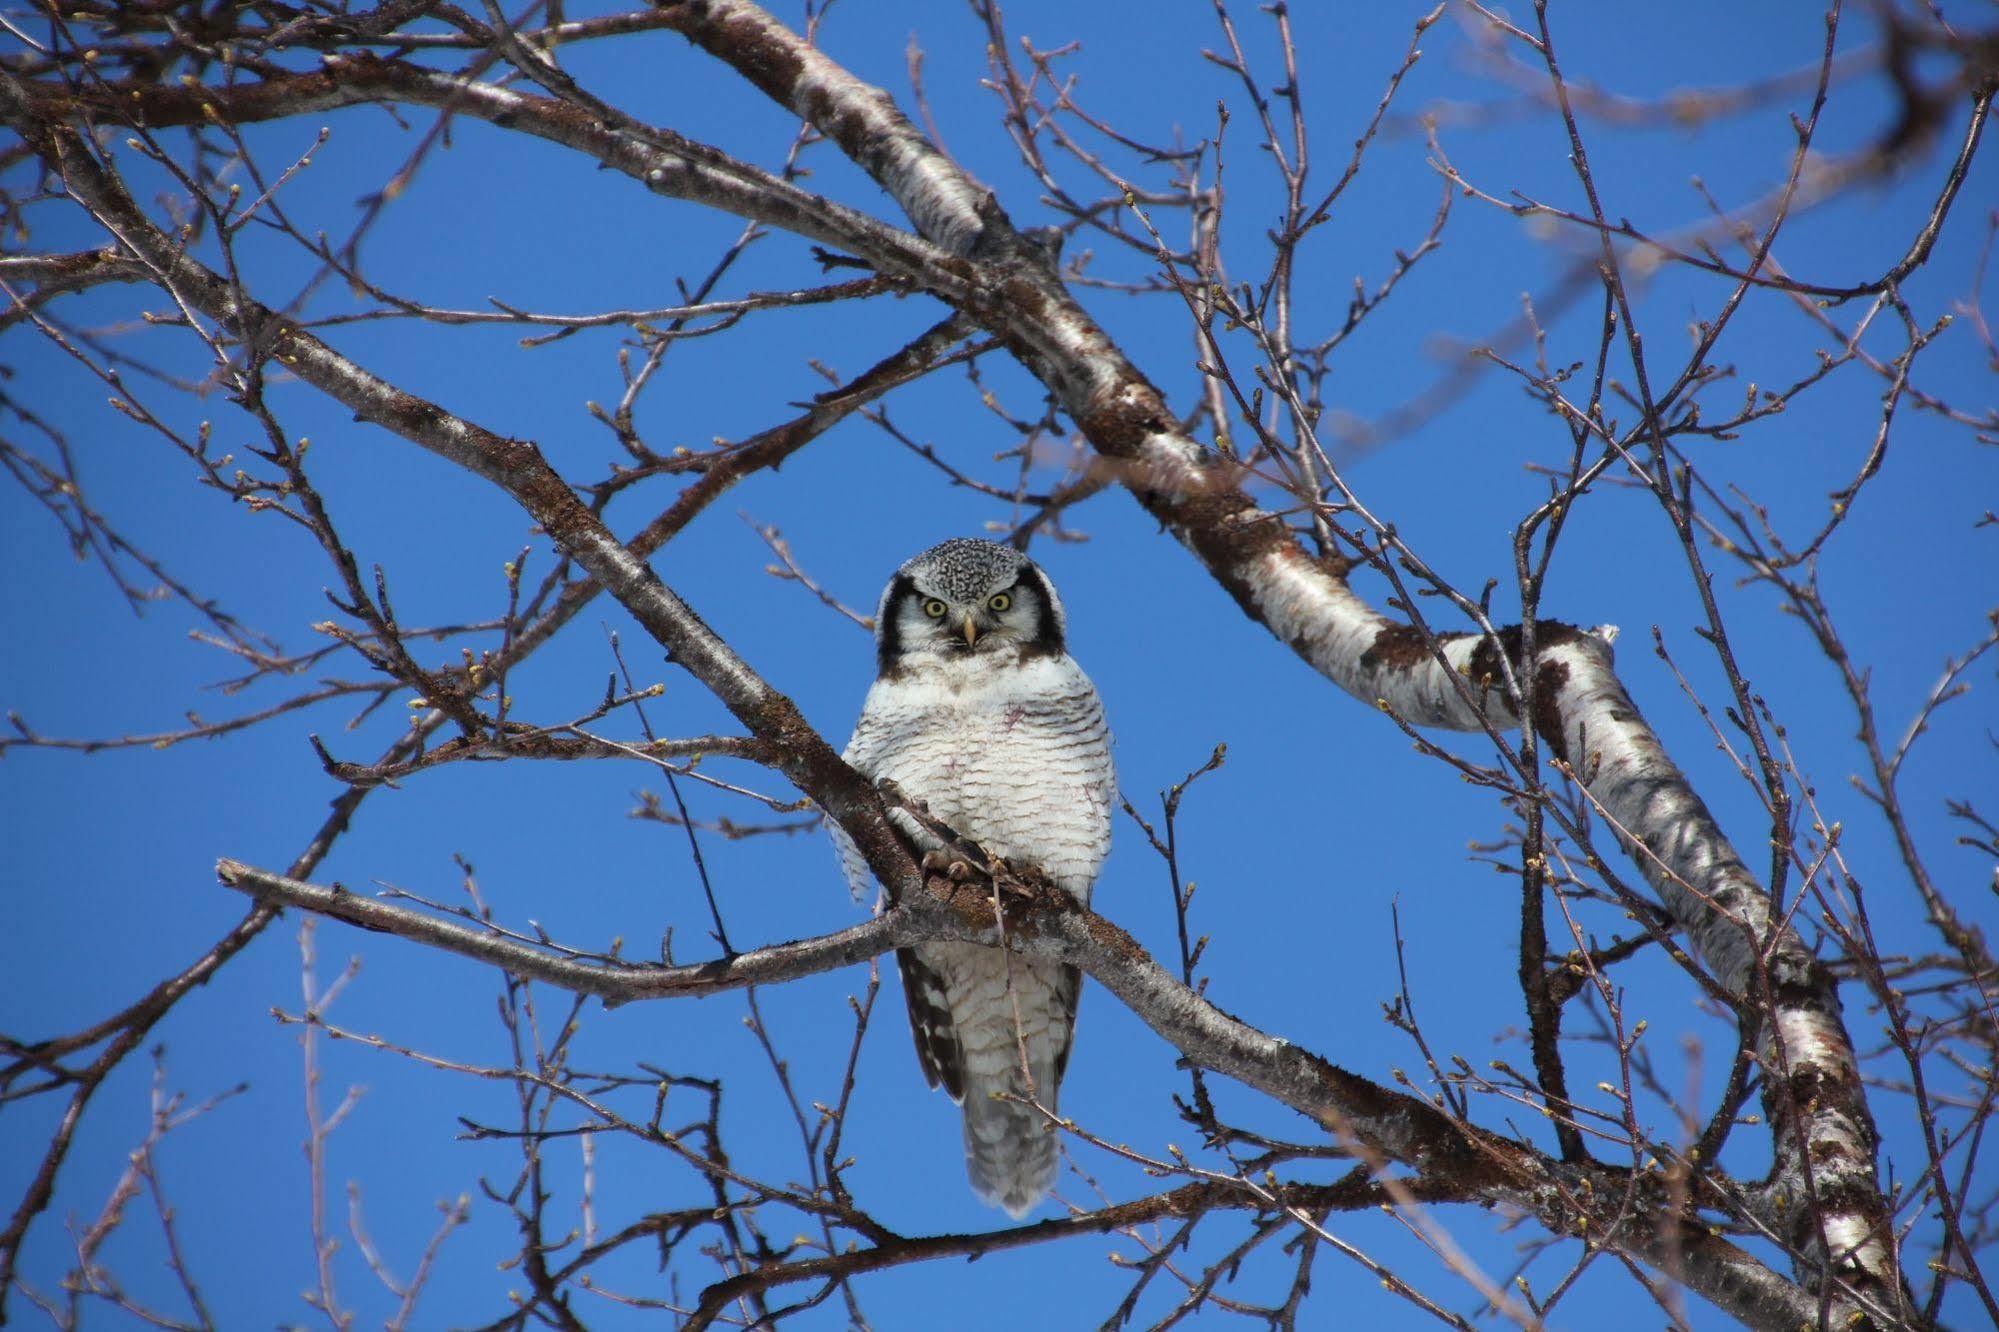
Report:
842,651,1114,900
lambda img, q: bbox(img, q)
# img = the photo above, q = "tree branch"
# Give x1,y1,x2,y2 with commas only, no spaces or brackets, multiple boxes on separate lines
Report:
218,852,1842,1332
214,858,902,1000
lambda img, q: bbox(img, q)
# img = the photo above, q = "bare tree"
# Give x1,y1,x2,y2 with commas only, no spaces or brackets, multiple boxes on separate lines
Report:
3,1,1994,1327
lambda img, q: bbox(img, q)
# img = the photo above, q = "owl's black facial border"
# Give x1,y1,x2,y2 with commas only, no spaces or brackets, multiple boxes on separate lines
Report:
1012,565,1065,657
876,572,919,675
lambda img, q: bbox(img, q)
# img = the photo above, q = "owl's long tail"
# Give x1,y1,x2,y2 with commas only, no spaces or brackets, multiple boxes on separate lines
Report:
961,1052,1062,1219
920,946,1079,1219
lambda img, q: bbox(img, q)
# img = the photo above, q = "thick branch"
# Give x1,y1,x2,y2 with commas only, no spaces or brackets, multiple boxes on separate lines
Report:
214,858,898,999
223,854,1839,1332
0,247,149,327
10,57,956,283
684,1173,1466,1330
655,0,989,254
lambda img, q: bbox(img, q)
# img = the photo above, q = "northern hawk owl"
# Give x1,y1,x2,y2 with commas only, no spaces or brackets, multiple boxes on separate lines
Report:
832,538,1115,1216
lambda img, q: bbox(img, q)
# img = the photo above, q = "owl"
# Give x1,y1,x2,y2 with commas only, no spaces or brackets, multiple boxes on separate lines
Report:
831,538,1115,1217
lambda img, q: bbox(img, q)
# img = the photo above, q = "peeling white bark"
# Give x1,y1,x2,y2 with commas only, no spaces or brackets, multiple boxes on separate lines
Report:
1249,551,1500,726
673,0,991,255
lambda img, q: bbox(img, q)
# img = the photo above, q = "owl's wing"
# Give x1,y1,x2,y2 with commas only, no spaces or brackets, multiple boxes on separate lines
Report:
827,813,874,906
829,691,893,905
833,690,973,1099
896,949,967,1101
1050,963,1084,1085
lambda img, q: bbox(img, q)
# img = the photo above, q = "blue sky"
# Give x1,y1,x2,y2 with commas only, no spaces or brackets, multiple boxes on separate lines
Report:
3,1,1995,1327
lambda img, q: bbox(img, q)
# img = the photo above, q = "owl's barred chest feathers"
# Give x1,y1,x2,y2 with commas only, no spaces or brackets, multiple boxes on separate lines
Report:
848,651,1113,896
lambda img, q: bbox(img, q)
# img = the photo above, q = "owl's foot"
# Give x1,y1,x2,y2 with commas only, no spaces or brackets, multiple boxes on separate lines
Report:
983,856,1032,898
921,847,976,881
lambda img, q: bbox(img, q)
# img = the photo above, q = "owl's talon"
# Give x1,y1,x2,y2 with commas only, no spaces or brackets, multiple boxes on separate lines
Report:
921,848,978,881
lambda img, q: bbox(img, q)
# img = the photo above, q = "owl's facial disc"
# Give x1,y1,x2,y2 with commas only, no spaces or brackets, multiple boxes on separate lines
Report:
906,579,1036,655
875,539,1067,675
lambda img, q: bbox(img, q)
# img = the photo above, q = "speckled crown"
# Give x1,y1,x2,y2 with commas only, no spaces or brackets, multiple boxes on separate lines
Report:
900,538,1026,602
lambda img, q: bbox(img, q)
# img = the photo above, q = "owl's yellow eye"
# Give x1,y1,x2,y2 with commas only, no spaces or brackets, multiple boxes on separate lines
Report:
922,598,949,618
987,592,1012,612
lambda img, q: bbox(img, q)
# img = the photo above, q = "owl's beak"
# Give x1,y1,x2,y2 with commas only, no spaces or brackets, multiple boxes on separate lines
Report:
961,614,980,647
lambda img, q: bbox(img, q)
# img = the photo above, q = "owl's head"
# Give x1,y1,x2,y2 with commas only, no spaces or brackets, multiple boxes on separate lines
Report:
875,538,1067,675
